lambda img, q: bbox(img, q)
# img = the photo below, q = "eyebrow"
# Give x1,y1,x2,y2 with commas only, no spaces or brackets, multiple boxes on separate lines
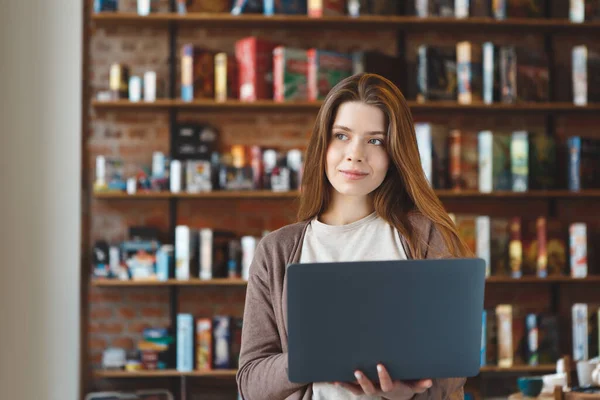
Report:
332,125,386,136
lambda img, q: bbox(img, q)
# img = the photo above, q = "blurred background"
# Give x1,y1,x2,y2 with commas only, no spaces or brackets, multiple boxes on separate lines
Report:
2,0,600,399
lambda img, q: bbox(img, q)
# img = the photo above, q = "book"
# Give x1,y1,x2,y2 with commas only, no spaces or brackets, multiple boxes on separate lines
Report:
526,313,539,366
231,0,264,14
568,136,600,191
457,41,483,104
570,223,588,278
481,310,487,366
500,46,517,103
415,0,455,17
417,45,457,102
492,133,512,191
511,131,529,192
308,0,345,16
536,217,548,278
509,217,523,278
528,133,556,190
573,303,589,361
547,219,568,276
186,0,231,12
196,318,213,370
572,45,600,105
483,42,501,104
538,314,560,364
480,216,501,278
476,216,492,277
493,0,507,19
235,37,277,101
199,229,237,280
516,48,550,102
214,52,238,102
177,314,194,372
213,316,232,369
307,50,353,101
273,47,308,102
496,304,513,367
264,0,307,15
181,45,215,101
507,0,546,17
456,215,477,254
478,130,493,193
415,123,449,189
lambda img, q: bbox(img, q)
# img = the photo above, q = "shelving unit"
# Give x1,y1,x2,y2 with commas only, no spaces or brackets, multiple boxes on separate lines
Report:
92,98,600,113
83,2,600,399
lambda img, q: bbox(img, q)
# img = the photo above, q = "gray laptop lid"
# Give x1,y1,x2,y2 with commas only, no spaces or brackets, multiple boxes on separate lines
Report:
287,258,486,384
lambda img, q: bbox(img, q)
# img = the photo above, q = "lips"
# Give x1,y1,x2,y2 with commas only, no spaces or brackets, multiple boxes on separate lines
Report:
339,169,368,180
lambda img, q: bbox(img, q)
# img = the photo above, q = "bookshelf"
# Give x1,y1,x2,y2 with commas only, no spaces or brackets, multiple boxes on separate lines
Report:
91,12,600,32
84,2,600,399
90,276,600,288
92,189,600,200
94,369,238,378
94,364,564,379
92,99,600,113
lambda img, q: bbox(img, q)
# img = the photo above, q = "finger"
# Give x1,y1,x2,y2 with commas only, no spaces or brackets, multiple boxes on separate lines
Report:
409,379,433,393
354,370,378,396
335,382,364,396
376,364,395,393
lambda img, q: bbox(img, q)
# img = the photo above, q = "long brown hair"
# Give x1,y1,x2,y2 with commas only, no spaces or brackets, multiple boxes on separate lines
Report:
297,73,471,259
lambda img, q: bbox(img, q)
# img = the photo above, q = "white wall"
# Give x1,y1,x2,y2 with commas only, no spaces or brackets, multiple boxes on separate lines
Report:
0,1,82,399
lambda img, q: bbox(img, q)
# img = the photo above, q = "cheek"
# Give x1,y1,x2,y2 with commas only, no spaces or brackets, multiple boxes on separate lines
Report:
372,150,390,176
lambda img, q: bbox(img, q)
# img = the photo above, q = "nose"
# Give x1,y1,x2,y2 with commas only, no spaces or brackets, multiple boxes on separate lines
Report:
346,140,365,163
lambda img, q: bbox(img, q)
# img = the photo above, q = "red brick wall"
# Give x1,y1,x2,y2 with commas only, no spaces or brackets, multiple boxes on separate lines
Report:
86,1,600,398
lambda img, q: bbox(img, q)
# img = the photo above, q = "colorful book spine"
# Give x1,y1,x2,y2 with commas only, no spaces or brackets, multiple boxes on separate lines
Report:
457,41,481,104
483,42,495,104
492,133,512,191
476,216,491,277
572,45,588,106
568,136,581,191
493,0,506,19
273,47,308,102
449,130,461,189
570,0,585,22
536,217,548,278
235,37,276,102
213,316,232,369
196,318,213,370
496,304,513,367
264,0,307,15
481,310,487,367
175,226,191,280
215,52,228,102
500,46,517,103
509,217,523,278
177,314,194,372
199,228,214,280
511,131,529,192
572,303,588,361
307,50,353,101
570,223,588,278
455,0,470,18
526,314,539,366
308,0,345,16
415,123,433,186
478,130,493,193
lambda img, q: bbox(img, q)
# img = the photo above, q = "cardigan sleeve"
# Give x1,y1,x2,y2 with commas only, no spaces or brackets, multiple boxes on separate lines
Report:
236,239,308,400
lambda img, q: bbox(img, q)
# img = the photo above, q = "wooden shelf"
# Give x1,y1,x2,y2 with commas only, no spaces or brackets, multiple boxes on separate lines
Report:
94,365,558,378
91,276,600,288
486,276,600,284
91,13,600,32
93,190,600,200
92,99,600,113
94,369,237,378
479,364,557,374
93,190,300,199
92,278,248,287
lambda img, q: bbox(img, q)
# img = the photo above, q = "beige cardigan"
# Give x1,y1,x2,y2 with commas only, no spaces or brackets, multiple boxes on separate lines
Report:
236,213,467,400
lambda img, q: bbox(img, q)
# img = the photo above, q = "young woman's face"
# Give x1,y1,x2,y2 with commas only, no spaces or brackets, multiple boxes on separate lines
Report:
325,101,390,198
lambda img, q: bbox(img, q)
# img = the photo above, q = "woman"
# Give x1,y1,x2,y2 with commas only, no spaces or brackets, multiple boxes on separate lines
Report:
236,73,471,400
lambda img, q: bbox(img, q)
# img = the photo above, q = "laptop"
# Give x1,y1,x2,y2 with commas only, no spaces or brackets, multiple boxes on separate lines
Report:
286,258,486,384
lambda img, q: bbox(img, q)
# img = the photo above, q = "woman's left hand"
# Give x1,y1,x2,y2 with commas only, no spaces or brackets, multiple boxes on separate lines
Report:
333,364,432,400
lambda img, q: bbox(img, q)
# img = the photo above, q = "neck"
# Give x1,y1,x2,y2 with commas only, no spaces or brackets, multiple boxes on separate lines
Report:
319,190,374,226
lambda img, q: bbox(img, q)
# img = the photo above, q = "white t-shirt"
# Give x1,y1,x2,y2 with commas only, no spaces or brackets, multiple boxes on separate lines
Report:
299,212,408,400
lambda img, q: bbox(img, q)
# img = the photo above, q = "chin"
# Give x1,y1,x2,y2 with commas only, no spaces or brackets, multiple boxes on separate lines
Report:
331,183,375,197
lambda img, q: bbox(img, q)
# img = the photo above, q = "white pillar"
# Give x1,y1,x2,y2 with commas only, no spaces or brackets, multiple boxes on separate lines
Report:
0,1,82,399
